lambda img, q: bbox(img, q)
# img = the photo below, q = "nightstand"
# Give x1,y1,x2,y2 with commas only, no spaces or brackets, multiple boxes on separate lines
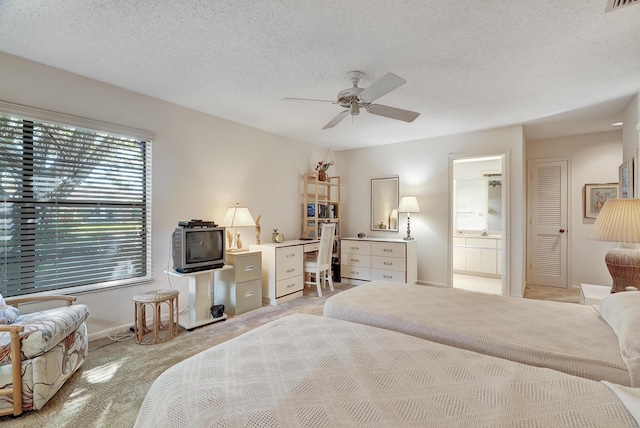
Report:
579,283,610,305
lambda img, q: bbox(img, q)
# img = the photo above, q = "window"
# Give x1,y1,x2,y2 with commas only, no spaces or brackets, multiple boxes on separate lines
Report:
0,106,152,297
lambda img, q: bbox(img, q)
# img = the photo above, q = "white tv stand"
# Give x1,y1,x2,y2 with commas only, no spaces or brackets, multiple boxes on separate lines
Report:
166,266,233,330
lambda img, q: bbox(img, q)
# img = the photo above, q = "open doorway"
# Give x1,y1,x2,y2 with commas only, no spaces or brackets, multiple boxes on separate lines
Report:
451,155,506,295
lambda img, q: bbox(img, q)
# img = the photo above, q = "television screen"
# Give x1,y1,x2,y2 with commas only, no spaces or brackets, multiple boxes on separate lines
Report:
185,229,224,263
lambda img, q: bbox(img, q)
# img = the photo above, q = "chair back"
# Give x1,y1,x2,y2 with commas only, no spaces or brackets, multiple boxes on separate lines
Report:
317,223,336,269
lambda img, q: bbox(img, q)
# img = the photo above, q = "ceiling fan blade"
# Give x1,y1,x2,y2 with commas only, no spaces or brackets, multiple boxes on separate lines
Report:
359,73,407,103
283,97,336,103
322,110,349,129
367,104,420,123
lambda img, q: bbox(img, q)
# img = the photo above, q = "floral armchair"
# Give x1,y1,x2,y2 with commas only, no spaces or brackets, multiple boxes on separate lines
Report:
0,295,89,417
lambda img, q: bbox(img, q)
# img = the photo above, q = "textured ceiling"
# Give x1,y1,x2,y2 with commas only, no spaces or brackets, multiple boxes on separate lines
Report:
0,1,639,151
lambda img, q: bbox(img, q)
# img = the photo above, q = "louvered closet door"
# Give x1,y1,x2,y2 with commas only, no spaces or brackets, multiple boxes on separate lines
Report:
530,160,568,288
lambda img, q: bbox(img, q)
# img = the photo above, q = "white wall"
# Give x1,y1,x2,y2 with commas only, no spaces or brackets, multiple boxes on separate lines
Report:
337,126,526,296
0,52,331,339
622,94,639,193
526,131,622,288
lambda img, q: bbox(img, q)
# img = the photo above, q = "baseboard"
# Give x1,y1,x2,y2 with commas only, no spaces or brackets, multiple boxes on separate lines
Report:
417,280,447,288
88,312,177,342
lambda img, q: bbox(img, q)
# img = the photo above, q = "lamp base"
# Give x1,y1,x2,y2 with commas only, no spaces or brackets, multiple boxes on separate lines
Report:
403,236,415,241
605,243,640,293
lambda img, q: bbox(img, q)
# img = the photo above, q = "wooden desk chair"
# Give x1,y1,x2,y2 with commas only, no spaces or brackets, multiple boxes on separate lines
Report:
304,223,336,297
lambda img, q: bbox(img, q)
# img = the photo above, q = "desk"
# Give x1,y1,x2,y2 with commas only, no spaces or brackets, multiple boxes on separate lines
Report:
166,266,233,330
250,240,319,305
579,283,610,305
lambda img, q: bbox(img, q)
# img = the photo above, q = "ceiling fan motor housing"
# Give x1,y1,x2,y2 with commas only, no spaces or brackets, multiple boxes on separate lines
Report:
337,87,366,110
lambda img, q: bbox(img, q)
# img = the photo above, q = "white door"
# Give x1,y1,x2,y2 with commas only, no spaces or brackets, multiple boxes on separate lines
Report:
529,159,568,288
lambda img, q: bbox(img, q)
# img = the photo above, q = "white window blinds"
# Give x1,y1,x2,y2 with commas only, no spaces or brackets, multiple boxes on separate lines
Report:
0,112,152,297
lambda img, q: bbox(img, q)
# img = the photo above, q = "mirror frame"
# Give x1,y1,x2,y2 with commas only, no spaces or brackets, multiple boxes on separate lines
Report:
371,177,399,231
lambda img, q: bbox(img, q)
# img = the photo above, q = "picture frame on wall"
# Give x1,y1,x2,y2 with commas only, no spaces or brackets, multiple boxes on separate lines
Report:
619,158,635,198
584,183,618,219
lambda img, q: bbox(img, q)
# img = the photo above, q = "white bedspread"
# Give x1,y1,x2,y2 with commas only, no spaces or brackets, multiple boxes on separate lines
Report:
323,281,631,385
135,314,637,427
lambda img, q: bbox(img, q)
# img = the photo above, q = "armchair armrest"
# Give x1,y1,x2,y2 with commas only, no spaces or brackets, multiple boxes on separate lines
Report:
5,295,76,309
0,324,25,417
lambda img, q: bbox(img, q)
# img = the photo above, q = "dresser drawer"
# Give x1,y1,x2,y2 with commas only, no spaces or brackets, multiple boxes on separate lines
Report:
371,269,405,282
234,255,261,283
372,255,405,272
371,242,405,258
276,246,303,280
341,241,371,256
341,265,371,281
235,279,262,314
276,274,303,298
341,252,371,268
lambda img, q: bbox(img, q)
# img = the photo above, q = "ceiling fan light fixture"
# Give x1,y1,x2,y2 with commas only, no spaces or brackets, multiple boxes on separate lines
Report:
350,101,360,115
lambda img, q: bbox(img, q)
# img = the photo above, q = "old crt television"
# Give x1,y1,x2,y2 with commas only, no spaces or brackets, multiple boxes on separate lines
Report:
172,226,225,273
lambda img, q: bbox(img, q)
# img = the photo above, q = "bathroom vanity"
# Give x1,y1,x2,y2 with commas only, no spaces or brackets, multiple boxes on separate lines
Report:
453,233,502,277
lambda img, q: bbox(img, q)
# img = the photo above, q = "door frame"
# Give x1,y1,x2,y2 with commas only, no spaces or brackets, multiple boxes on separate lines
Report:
448,151,510,296
526,156,571,289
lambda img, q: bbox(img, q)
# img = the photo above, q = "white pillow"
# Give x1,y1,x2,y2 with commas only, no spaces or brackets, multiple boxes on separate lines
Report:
599,291,640,385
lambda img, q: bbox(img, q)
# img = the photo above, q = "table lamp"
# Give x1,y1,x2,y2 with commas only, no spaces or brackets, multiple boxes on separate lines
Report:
220,203,256,252
588,198,640,293
398,196,420,241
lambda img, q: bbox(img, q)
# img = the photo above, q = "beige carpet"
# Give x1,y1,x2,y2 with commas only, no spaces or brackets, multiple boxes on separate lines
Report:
0,281,577,427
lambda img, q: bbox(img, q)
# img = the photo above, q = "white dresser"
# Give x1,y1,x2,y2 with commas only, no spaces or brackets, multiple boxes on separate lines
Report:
250,240,318,305
215,250,262,315
340,238,417,284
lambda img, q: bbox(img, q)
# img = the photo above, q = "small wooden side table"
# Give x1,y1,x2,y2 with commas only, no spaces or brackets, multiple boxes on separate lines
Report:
133,289,180,344
579,283,610,306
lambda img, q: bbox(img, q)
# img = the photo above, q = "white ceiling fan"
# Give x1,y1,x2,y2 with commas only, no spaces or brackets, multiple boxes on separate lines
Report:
284,71,420,130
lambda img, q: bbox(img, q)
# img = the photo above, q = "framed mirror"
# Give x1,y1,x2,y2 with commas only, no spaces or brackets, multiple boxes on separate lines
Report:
371,177,399,231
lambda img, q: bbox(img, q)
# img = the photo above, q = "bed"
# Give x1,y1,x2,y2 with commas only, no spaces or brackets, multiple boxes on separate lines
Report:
323,281,640,386
135,314,639,427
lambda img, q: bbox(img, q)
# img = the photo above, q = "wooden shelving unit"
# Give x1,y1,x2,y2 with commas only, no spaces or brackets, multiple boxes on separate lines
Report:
303,172,341,279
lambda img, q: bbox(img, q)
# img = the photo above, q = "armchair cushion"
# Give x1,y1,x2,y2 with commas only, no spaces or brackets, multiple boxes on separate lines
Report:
0,303,89,364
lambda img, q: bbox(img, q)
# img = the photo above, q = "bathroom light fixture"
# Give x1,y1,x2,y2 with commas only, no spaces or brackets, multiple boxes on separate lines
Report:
610,121,624,127
588,198,640,293
220,203,256,252
398,196,420,240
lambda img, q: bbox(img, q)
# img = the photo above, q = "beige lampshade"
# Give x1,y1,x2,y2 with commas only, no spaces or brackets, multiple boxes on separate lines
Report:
398,196,420,213
390,209,398,220
220,205,256,228
589,199,640,243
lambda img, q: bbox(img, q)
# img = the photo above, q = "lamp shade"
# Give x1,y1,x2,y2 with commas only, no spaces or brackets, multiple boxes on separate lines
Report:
589,199,640,243
220,205,256,228
398,196,420,213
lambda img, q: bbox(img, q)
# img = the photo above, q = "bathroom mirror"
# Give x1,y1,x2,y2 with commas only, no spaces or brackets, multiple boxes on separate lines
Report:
371,177,399,231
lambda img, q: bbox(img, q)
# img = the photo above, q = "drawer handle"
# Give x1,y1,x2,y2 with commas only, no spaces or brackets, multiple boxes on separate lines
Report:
244,265,254,271
351,271,359,275
383,249,392,252
351,258,359,262
244,291,254,297
383,275,393,279
286,283,296,289
350,246,359,250
286,253,295,258
286,268,295,273
383,262,392,266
